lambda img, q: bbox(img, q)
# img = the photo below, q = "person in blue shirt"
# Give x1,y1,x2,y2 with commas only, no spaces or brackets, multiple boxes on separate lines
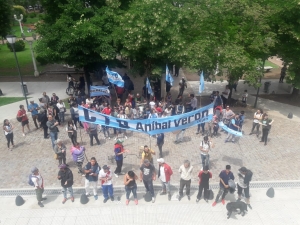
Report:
212,165,235,206
156,133,165,157
225,115,240,143
28,100,40,129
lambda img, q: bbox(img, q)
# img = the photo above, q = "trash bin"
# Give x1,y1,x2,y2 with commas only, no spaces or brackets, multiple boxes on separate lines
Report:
264,81,271,93
20,82,28,96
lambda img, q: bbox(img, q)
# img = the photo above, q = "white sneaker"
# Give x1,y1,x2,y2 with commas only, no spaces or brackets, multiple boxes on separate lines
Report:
114,173,119,178
114,137,117,140
22,133,25,137
108,137,111,140
152,197,155,203
125,136,128,139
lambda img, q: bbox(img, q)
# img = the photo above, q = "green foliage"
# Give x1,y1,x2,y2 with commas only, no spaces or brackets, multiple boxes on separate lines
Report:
13,5,27,22
29,12,37,18
0,0,12,38
7,40,25,52
36,55,48,65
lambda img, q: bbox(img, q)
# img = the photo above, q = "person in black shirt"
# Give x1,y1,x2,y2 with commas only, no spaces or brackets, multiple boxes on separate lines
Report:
124,171,138,205
156,133,165,157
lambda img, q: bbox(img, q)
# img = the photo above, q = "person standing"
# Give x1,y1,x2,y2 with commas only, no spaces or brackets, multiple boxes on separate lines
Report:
141,145,156,164
66,120,77,146
42,92,50,107
156,133,165,158
237,167,253,209
178,160,193,201
17,105,30,136
225,114,240,143
214,91,223,109
70,103,80,128
259,113,274,146
28,100,40,129
38,109,48,139
57,164,74,204
221,85,230,108
99,165,114,203
57,100,66,124
221,106,235,127
84,157,100,200
46,115,59,149
124,171,138,205
279,64,287,83
87,123,100,146
212,165,235,206
54,139,67,166
50,93,59,106
140,159,156,203
179,77,187,96
187,94,197,111
3,119,14,150
71,142,86,175
249,109,263,137
200,136,214,169
196,165,212,203
114,139,129,177
157,158,173,201
30,167,47,207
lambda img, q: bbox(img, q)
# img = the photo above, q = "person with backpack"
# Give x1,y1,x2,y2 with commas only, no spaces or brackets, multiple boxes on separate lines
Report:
71,142,86,175
196,165,212,203
57,164,74,204
87,123,100,146
99,165,114,203
237,166,253,209
3,119,14,151
178,77,187,96
200,136,214,169
17,104,30,137
84,157,100,200
29,167,47,207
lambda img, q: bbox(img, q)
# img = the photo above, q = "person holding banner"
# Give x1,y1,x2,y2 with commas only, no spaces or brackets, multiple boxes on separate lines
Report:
225,115,240,143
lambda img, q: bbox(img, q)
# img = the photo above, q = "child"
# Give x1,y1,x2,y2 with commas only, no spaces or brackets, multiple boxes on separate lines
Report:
242,90,248,107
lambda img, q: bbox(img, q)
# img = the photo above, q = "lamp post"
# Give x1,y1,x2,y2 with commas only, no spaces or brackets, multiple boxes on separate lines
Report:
14,14,24,34
6,35,29,108
22,33,40,77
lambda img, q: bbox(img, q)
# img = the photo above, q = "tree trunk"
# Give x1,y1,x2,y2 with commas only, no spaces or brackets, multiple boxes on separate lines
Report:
84,66,91,96
291,87,299,99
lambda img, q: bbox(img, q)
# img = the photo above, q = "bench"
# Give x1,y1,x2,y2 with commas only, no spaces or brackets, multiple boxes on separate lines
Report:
264,66,273,72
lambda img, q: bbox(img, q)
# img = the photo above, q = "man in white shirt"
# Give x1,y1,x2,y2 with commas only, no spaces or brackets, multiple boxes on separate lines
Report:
200,136,214,169
221,85,230,108
149,100,156,109
249,109,263,137
187,94,197,111
178,160,193,201
31,167,47,207
99,165,114,203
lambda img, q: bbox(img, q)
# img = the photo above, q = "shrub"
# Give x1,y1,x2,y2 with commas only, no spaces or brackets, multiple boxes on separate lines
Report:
38,13,44,20
36,55,49,65
29,12,37,18
7,40,26,52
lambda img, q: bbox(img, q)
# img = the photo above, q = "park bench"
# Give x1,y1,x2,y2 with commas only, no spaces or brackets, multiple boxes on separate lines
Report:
264,66,273,72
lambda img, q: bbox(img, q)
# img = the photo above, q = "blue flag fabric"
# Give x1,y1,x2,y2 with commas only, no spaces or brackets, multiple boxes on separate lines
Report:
105,66,124,87
199,71,205,94
146,77,154,96
218,121,243,137
90,86,110,97
165,65,174,86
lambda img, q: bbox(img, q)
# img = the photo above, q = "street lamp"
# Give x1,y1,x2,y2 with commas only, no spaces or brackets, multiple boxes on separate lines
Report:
14,14,24,34
6,35,29,108
22,33,40,77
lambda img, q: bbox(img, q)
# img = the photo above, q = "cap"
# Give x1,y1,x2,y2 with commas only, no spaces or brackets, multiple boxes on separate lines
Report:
31,167,38,173
59,164,67,169
116,139,123,144
102,165,109,170
143,159,150,164
157,158,165,163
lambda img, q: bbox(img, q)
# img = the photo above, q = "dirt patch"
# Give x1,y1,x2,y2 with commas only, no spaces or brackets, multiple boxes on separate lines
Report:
251,94,300,107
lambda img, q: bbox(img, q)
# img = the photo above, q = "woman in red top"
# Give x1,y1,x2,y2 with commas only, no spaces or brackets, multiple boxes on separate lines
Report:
17,105,30,136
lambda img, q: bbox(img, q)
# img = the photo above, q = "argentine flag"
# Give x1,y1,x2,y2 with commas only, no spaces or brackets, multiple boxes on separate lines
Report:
105,66,124,88
165,64,174,86
199,71,205,94
146,77,154,96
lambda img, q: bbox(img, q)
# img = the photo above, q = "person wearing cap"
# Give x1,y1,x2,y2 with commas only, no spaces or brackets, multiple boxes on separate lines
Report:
157,158,173,201
31,167,47,207
212,165,235,207
28,100,40,129
179,77,187,96
84,157,100,200
196,165,212,203
140,159,156,203
99,165,114,203
178,160,193,201
141,145,156,165
237,167,253,209
57,164,74,204
54,139,67,166
124,171,138,205
114,139,129,177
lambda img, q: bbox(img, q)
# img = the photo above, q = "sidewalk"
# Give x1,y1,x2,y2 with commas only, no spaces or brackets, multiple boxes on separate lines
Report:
0,187,299,225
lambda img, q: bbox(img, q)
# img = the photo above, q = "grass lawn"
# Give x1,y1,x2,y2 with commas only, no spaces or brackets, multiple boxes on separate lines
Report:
0,97,27,106
11,17,40,38
265,60,280,69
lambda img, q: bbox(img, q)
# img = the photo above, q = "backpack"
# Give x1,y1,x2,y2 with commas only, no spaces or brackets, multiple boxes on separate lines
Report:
28,174,37,186
16,110,22,122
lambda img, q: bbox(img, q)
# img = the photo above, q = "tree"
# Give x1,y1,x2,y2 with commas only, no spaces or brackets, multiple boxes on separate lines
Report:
0,0,12,41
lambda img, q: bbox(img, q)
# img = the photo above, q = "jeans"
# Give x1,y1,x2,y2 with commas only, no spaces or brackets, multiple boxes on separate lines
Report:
179,179,191,197
76,161,84,174
197,123,205,133
32,115,39,129
261,128,269,144
179,88,185,96
160,180,171,193
197,183,209,200
102,126,110,137
201,154,209,168
176,130,185,142
125,184,137,199
143,179,154,197
35,188,44,202
59,112,65,123
89,133,100,146
62,186,74,198
114,159,123,174
73,117,80,127
85,180,98,196
157,143,163,157
49,132,58,149
226,133,236,142
215,186,229,202
58,153,66,166
102,184,114,199
5,133,14,148
251,122,260,134
42,126,48,138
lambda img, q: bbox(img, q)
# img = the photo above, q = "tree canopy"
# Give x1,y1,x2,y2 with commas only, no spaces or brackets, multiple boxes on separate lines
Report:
0,0,12,40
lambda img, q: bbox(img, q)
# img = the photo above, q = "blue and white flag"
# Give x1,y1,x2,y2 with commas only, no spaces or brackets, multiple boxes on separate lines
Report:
166,64,174,86
105,66,124,87
90,86,110,97
199,71,205,94
218,121,243,137
146,77,154,96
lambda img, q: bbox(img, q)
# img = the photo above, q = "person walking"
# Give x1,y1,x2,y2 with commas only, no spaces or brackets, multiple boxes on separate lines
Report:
237,167,253,209
66,120,77,146
17,105,30,136
38,109,48,139
114,139,129,177
46,115,59,149
56,100,66,124
279,64,287,83
157,158,173,201
249,109,263,137
178,160,193,201
87,123,100,146
196,165,212,203
141,145,156,164
156,133,165,158
30,167,47,207
99,165,114,203
140,159,156,203
57,164,74,204
221,85,230,108
212,165,235,206
179,77,187,96
200,136,214,169
71,142,86,175
84,157,100,200
259,113,274,146
54,139,67,166
28,100,40,129
3,119,14,150
124,171,138,205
